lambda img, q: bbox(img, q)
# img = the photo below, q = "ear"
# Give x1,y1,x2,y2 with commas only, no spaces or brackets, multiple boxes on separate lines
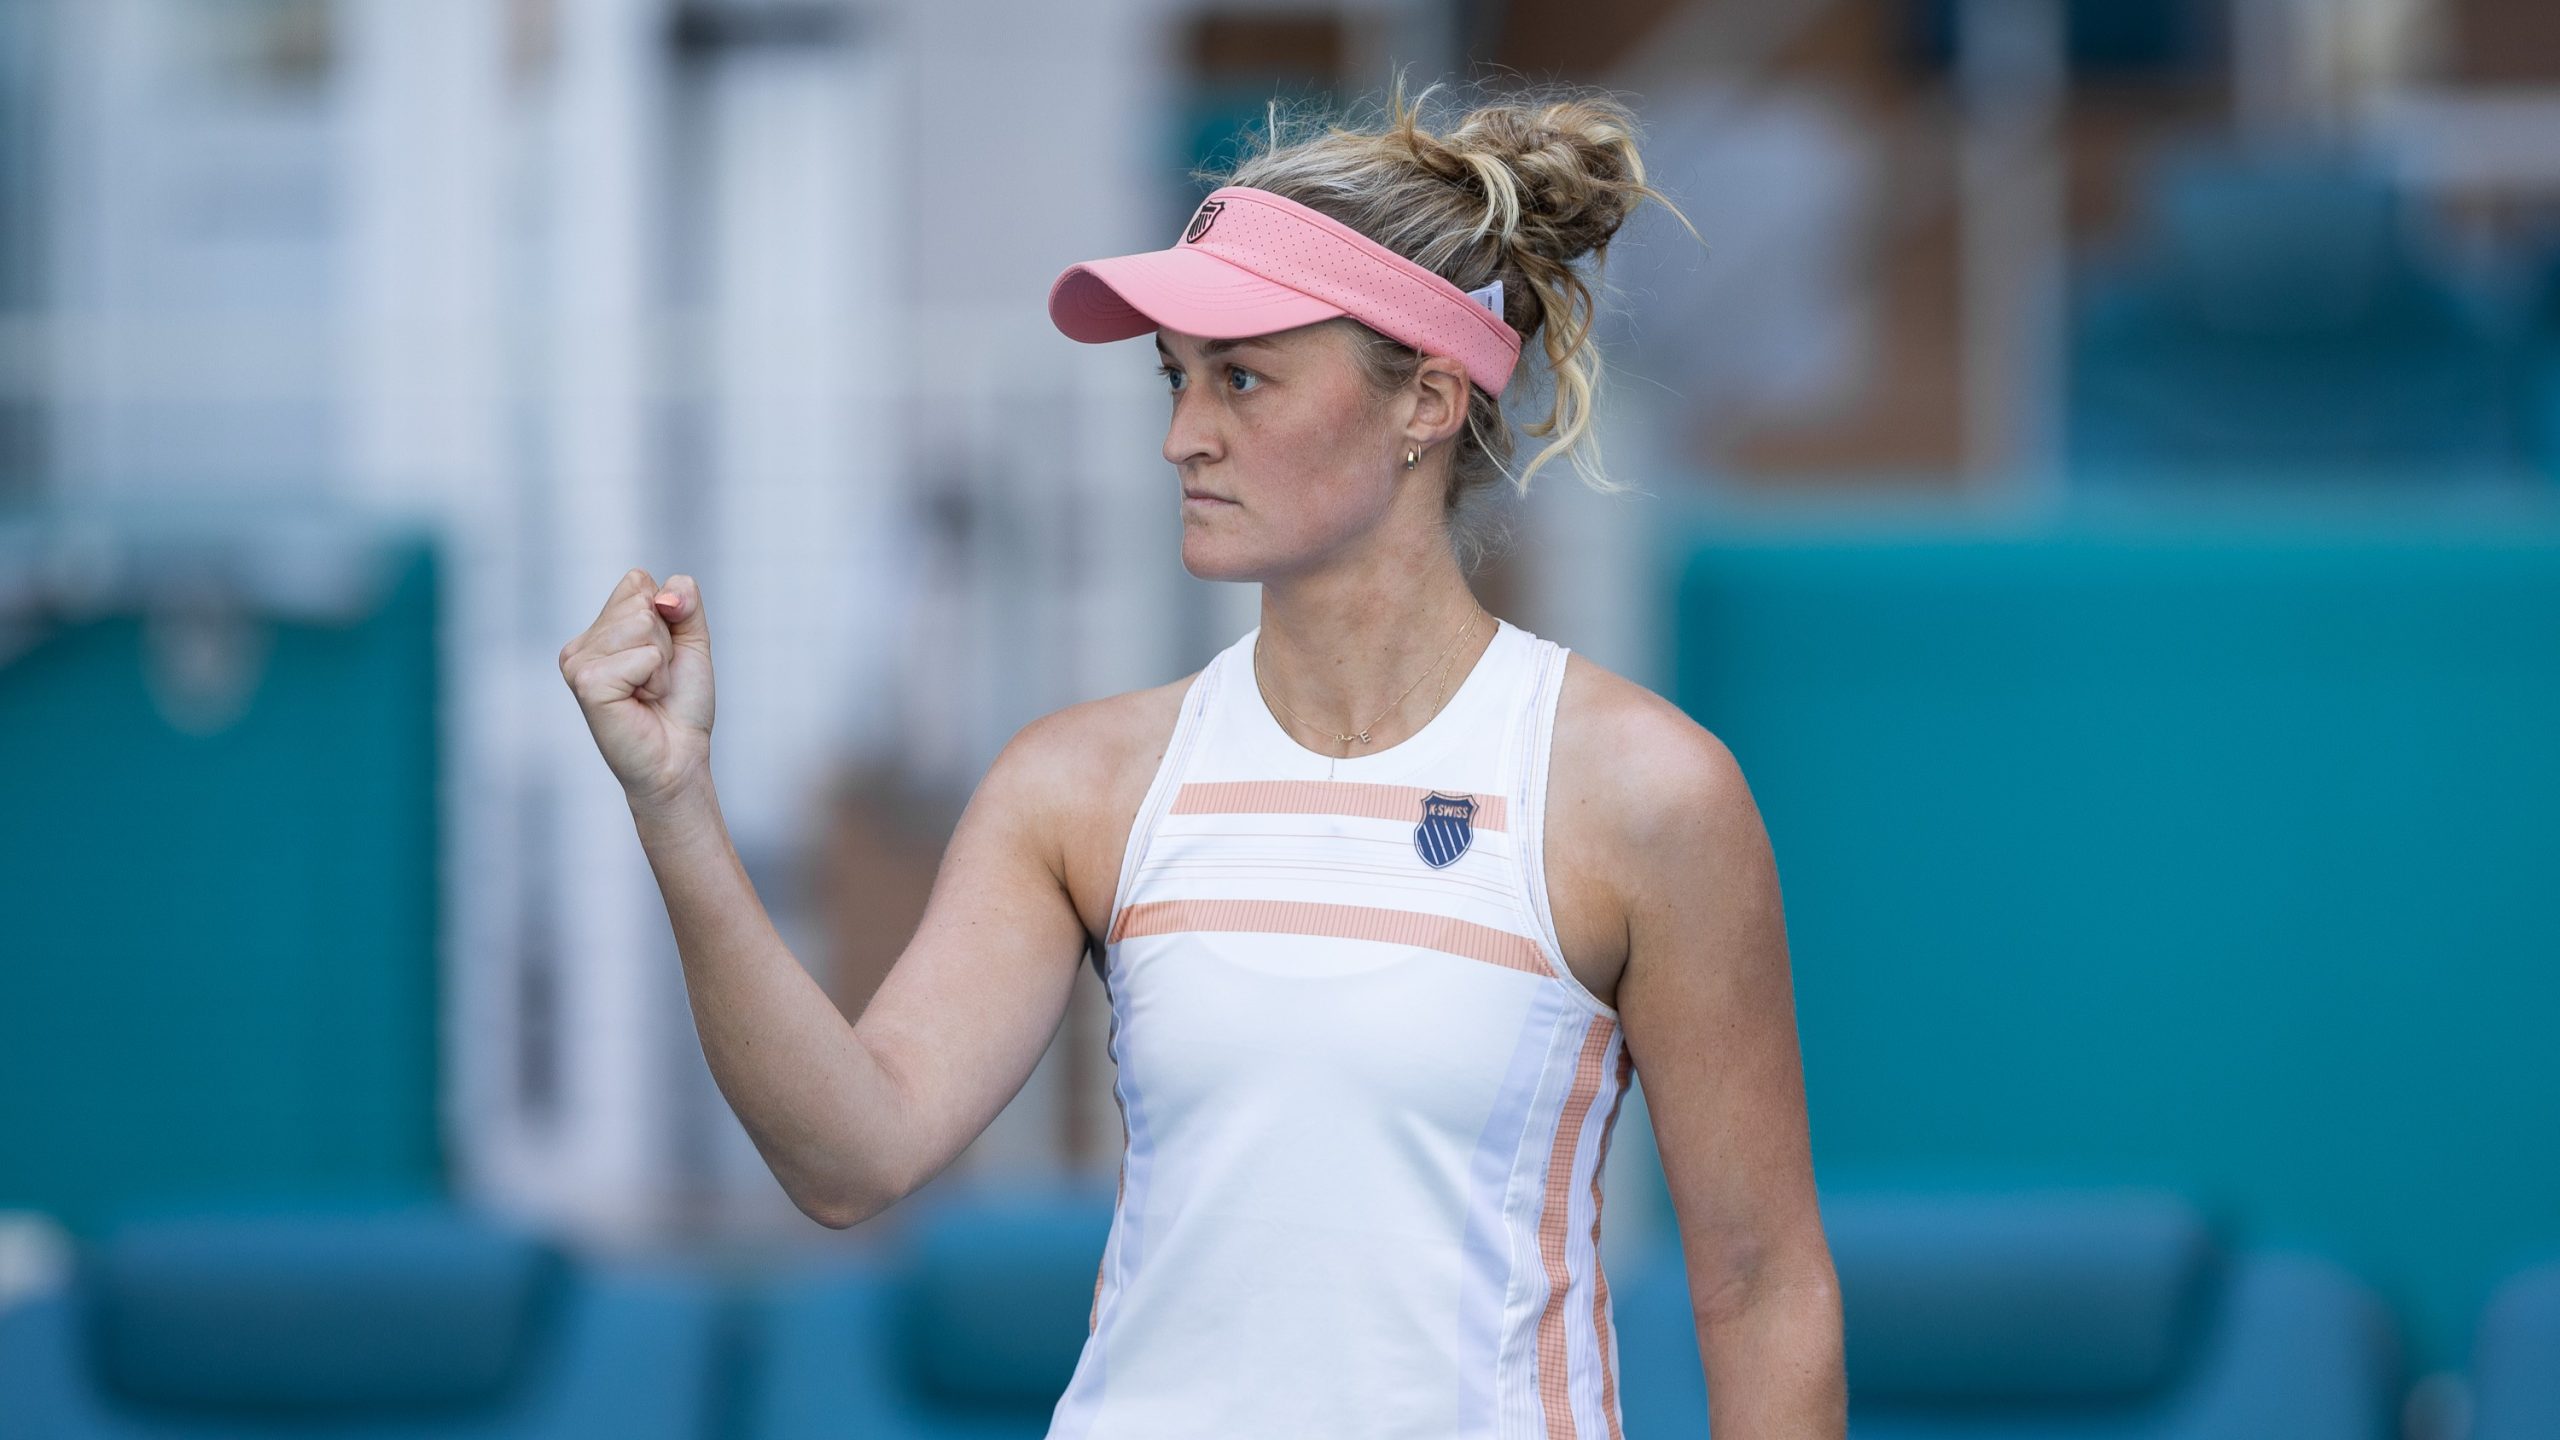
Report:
1404,355,1471,451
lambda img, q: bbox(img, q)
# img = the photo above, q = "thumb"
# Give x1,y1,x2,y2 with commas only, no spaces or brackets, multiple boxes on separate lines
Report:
652,575,709,644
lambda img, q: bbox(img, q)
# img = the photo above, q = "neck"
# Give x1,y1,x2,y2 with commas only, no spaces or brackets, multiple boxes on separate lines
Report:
1252,549,1491,755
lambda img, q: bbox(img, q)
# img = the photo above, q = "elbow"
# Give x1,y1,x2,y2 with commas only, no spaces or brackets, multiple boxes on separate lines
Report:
777,1172,848,1229
799,1190,872,1231
796,1180,871,1231
786,1043,923,1230
800,1194,861,1231
798,1167,910,1231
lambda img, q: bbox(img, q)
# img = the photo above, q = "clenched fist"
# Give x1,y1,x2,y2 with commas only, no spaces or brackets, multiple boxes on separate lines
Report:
560,568,715,810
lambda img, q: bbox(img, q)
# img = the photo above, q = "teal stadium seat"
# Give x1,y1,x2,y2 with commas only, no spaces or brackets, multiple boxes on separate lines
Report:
2067,141,2514,483
0,1202,727,1439
2468,1255,2560,1440
743,1183,1113,1440
1609,1189,2400,1438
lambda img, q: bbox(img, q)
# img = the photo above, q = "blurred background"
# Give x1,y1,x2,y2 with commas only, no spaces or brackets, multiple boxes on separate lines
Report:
2,0,2558,1435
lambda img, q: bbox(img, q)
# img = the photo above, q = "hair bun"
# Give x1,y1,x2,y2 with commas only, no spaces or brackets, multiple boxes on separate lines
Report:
1432,100,1648,267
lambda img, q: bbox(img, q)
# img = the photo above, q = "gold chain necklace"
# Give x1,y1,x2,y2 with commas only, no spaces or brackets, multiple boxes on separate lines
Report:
1254,606,1486,749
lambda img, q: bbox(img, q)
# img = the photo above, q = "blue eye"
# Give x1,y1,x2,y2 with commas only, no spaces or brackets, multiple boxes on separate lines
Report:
1154,362,1259,394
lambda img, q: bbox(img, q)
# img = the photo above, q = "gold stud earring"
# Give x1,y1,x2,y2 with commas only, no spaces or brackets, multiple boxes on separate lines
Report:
1405,448,1419,470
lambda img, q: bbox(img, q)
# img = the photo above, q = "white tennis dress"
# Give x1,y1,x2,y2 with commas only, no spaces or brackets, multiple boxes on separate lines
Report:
1046,617,1638,1440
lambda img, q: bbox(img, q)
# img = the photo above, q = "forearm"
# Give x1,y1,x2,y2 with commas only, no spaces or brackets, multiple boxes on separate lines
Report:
627,776,911,1226
1697,1274,1847,1439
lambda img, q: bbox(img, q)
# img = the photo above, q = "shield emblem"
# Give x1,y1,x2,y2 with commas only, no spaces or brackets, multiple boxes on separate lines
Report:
1414,791,1477,869
1183,199,1225,244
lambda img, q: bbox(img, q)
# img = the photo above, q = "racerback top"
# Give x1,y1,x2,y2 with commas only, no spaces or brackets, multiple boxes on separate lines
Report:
1046,616,1637,1440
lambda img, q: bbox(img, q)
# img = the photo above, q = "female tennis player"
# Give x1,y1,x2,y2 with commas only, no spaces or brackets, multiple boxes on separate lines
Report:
561,76,1842,1439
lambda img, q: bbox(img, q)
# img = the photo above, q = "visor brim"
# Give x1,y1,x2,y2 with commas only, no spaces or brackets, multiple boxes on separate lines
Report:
1050,245,1347,344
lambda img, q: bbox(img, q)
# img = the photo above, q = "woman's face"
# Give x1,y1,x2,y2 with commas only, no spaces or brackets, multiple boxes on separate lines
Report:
1155,320,1411,583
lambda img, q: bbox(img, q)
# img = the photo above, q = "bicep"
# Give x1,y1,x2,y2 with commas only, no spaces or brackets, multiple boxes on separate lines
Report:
1615,727,1833,1326
853,716,1095,1199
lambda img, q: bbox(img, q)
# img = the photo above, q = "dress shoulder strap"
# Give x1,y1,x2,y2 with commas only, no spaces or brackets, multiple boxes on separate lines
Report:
1102,657,1223,956
1509,634,1603,1012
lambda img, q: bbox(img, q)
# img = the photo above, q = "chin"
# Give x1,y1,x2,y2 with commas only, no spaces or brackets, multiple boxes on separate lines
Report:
1181,526,1279,582
1181,547,1259,584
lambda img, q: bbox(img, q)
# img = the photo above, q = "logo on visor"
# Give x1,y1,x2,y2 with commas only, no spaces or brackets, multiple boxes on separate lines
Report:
1183,199,1225,244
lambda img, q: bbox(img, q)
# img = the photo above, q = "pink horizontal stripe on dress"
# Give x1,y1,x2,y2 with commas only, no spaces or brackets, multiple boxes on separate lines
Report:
1170,779,1509,832
1108,897,1548,976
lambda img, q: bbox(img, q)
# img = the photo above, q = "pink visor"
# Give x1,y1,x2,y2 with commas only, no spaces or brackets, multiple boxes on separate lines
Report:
1049,185,1525,397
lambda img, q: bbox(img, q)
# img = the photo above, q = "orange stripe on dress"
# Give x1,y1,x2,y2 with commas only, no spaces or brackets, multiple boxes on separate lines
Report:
1591,1041,1635,1437
1170,779,1509,832
1107,897,1548,976
1538,1016,1617,1437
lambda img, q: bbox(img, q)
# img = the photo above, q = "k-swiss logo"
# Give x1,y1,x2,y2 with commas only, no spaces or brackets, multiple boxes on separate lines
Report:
1414,791,1478,869
1183,199,1225,244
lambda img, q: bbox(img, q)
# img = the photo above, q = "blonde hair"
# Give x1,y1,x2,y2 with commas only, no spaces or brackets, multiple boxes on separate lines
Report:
1206,71,1700,572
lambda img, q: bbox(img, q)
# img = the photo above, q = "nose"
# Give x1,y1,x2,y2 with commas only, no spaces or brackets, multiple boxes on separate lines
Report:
1163,387,1219,469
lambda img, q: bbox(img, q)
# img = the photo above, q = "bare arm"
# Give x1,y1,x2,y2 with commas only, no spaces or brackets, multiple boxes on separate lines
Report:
1609,701,1845,1437
628,711,1099,1229
831,706,1109,1216
564,569,1105,1229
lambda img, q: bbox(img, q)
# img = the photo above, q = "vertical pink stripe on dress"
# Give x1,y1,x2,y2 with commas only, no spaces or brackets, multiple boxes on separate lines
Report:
1537,1016,1616,1437
1591,1041,1635,1437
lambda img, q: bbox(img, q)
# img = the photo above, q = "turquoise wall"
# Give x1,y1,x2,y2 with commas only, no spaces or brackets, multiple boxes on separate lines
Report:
0,534,443,1234
1654,502,2560,1377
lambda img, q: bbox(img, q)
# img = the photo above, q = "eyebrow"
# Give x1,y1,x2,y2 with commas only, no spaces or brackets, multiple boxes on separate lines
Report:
1153,334,1276,361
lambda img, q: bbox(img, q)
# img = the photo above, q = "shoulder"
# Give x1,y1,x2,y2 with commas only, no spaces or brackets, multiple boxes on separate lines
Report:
974,669,1202,898
1550,649,1766,899
986,670,1203,945
995,670,1200,816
